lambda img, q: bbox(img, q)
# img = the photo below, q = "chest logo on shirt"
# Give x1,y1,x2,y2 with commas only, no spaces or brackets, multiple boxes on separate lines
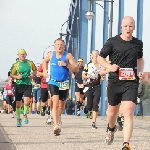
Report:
51,63,56,66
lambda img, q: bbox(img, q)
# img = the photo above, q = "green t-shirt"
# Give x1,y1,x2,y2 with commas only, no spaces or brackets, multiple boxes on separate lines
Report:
11,59,37,85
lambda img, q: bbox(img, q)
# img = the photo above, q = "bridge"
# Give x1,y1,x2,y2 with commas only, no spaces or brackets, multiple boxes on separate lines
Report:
62,0,144,116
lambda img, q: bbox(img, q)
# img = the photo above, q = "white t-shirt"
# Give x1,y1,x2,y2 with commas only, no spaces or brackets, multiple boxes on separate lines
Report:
87,62,101,82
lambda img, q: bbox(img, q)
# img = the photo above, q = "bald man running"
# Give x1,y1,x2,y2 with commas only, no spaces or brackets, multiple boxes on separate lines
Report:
98,16,144,150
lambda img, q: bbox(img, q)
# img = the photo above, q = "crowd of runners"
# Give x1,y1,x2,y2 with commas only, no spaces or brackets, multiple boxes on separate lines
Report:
1,16,145,150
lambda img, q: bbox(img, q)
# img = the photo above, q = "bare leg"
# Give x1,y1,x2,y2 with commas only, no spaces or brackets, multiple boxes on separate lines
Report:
52,95,59,126
107,104,120,128
121,101,135,143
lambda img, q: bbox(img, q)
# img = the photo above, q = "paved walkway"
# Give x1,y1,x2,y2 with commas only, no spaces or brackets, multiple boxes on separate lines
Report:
0,114,150,150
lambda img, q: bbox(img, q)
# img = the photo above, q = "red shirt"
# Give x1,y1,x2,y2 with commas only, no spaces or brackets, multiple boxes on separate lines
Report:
5,84,13,96
38,64,47,88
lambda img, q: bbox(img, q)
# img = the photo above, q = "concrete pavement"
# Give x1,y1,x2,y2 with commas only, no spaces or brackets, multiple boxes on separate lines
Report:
0,114,150,150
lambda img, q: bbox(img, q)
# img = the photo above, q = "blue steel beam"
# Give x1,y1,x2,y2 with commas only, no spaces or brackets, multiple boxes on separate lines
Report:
118,0,124,34
100,1,109,116
134,0,144,115
64,0,78,103
65,0,78,52
136,0,143,40
91,1,96,52
79,0,88,63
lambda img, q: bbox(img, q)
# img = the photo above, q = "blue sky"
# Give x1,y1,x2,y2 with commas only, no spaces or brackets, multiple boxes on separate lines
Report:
0,0,149,80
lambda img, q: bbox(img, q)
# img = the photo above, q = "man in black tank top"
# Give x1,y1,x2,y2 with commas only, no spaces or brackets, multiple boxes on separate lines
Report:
72,58,84,116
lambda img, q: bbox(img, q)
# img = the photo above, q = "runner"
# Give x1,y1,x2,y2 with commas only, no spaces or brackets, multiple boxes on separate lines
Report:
8,58,19,117
43,38,78,135
72,58,84,116
37,63,52,123
98,16,144,150
10,49,37,127
82,56,92,118
85,50,101,129
32,75,41,114
1,88,7,112
5,77,13,115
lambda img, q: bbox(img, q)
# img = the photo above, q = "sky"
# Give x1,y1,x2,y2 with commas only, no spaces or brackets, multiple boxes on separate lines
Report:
0,0,71,80
0,0,150,80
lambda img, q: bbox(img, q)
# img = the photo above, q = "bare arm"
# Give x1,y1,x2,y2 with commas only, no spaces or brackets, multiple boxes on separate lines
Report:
137,57,144,72
99,67,109,76
82,72,89,79
32,70,37,76
43,52,52,77
97,56,111,69
67,53,79,72
10,74,18,79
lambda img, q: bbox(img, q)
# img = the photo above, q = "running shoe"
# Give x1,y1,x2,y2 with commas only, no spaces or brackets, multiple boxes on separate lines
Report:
92,122,98,129
105,126,116,145
122,143,131,150
17,118,22,127
53,125,61,136
24,114,29,124
46,117,53,125
41,109,45,116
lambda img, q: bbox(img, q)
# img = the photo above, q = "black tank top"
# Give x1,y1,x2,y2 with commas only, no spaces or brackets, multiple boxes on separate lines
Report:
75,67,84,84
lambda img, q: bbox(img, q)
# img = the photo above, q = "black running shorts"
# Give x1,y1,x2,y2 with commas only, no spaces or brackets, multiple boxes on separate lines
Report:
15,85,32,101
75,83,84,94
41,88,48,102
6,95,13,105
107,81,139,106
48,84,68,101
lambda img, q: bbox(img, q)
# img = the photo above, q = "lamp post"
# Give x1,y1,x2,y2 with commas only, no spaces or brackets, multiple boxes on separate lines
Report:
59,18,75,39
85,0,114,116
85,0,113,33
43,45,53,59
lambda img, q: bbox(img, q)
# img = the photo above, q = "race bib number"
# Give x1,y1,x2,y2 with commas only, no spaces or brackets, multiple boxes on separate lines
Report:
7,90,12,94
77,83,84,88
119,68,135,80
34,84,40,89
58,80,69,90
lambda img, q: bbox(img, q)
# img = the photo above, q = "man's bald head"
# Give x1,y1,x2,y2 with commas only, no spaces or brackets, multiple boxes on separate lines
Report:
121,16,135,40
122,16,135,26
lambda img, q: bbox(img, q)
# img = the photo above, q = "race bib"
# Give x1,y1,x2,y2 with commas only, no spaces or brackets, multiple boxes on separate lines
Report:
34,84,40,89
7,90,12,94
58,80,69,90
77,83,84,88
119,68,135,80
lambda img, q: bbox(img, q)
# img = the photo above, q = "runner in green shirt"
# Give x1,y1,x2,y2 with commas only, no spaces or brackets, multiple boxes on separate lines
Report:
10,49,37,127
